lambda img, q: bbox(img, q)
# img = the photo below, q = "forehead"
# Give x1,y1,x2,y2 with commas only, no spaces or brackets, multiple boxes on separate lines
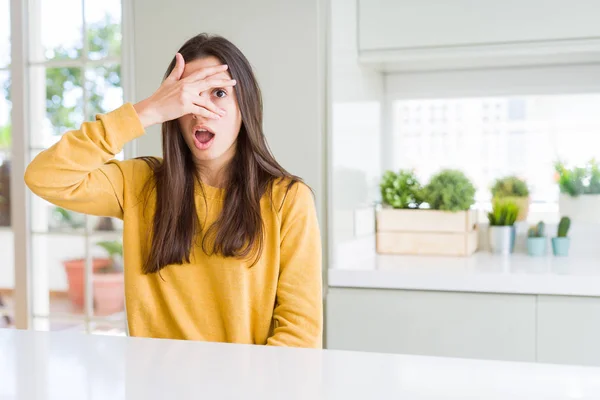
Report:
181,56,231,80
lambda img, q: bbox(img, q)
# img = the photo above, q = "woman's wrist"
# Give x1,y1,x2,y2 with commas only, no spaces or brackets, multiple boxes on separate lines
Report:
133,99,160,128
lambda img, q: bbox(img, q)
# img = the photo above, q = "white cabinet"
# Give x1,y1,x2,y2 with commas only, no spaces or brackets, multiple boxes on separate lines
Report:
326,288,537,362
358,0,600,52
327,288,600,366
537,296,600,367
357,0,600,71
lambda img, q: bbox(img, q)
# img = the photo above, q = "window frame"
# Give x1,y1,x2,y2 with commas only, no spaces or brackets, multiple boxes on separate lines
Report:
9,0,136,331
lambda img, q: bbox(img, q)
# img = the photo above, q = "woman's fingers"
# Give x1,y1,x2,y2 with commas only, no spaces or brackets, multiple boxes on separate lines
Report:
167,53,185,82
183,64,229,82
192,78,237,93
189,104,222,120
189,95,225,119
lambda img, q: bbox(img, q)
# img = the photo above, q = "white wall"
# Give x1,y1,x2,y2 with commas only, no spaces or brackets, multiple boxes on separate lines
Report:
329,0,384,267
131,0,327,228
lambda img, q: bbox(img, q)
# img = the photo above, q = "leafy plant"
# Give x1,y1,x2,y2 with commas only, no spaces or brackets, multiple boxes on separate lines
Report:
1,18,121,137
591,161,600,194
96,240,123,273
555,159,600,196
423,169,476,212
557,216,571,238
488,200,519,226
0,125,10,149
528,221,546,238
491,175,529,198
53,207,85,229
380,170,424,209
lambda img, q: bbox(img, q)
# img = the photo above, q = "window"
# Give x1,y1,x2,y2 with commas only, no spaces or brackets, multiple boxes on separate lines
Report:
392,94,600,211
2,0,129,333
28,0,125,333
0,0,11,228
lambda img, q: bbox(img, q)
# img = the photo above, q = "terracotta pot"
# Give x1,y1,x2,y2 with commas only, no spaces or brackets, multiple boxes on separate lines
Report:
93,272,125,316
63,258,112,308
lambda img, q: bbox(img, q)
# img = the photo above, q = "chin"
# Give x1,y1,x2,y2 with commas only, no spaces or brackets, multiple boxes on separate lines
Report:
193,151,221,162
186,145,214,159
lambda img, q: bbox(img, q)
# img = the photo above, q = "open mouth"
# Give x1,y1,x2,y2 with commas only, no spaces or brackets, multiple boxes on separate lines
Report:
193,128,215,150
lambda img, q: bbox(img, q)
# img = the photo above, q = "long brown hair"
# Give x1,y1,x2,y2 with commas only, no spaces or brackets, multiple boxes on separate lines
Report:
140,33,301,274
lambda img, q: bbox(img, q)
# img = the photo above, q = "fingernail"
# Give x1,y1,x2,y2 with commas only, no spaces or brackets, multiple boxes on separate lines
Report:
213,114,221,120
219,109,226,115
232,79,237,85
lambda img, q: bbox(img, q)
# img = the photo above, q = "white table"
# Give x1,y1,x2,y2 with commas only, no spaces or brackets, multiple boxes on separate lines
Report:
2,329,600,399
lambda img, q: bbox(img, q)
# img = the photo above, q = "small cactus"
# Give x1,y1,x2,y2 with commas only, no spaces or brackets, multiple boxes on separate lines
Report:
557,216,571,238
536,221,545,237
528,221,546,238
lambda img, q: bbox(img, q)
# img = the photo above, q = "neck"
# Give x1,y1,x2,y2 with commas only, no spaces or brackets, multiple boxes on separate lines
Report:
195,144,237,188
198,164,228,188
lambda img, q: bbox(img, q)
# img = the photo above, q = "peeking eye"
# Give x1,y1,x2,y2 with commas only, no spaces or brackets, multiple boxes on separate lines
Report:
214,89,227,98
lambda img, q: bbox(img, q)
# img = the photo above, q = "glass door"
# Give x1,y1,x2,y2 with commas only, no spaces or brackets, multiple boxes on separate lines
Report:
28,0,128,334
6,0,134,334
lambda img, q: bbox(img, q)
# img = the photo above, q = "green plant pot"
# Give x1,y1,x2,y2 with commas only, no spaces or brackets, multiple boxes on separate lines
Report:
551,237,571,257
527,237,546,256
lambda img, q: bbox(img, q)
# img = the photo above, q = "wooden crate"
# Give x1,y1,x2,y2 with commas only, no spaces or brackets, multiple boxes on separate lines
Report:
377,208,477,233
376,209,478,256
376,230,478,256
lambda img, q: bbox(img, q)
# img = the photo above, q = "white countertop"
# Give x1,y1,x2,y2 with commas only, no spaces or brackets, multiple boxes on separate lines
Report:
2,329,600,399
329,252,600,296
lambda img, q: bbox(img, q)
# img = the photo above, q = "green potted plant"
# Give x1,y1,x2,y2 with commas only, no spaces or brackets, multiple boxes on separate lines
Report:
51,206,85,231
527,221,546,256
377,169,478,256
491,175,530,221
93,240,125,316
423,169,476,212
552,217,571,257
487,199,519,254
380,169,424,209
58,207,107,309
555,159,600,223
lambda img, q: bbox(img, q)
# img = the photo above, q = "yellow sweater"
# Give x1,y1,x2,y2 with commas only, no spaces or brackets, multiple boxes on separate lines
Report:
25,103,323,347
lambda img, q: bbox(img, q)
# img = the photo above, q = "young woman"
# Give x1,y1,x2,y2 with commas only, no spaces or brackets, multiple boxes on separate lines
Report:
25,34,322,347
